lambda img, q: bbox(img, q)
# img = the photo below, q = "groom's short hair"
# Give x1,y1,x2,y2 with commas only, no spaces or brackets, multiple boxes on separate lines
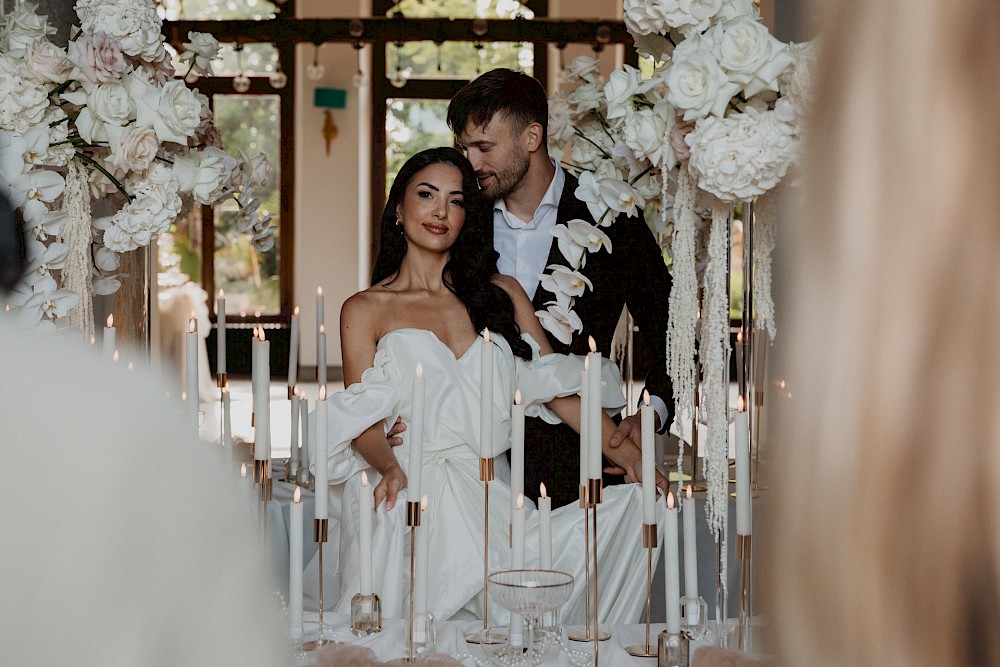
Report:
447,68,548,142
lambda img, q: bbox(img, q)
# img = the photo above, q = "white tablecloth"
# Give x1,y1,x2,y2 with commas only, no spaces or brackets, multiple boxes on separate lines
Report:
297,613,715,666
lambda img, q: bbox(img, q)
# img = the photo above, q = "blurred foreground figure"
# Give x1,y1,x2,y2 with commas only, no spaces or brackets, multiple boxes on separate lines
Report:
766,1,1000,665
0,197,285,664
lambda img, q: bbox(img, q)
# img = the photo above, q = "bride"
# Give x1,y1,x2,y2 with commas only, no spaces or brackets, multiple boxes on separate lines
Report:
316,147,668,624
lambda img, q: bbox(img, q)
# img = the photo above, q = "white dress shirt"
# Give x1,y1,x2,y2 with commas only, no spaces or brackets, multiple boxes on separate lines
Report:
493,162,565,302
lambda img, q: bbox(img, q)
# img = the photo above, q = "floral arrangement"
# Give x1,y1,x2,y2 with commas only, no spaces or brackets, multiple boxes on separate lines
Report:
0,1,274,337
546,0,816,560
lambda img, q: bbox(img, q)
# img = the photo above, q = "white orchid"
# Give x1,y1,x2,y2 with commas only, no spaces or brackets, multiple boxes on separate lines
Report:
535,302,584,346
539,264,593,310
22,287,79,320
575,171,645,223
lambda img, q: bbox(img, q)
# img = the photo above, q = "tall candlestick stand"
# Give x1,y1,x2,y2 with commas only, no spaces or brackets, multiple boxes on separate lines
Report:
407,500,421,662
303,518,329,650
217,371,226,389
218,374,225,451
625,524,658,657
590,477,605,663
736,534,751,651
464,458,504,644
568,484,591,642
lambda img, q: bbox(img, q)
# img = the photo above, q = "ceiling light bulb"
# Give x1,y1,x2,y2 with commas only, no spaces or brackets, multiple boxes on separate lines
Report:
233,73,251,92
269,70,288,89
306,63,325,80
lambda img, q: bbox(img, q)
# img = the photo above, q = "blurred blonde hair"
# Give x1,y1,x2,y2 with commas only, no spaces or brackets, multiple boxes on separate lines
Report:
765,0,1000,665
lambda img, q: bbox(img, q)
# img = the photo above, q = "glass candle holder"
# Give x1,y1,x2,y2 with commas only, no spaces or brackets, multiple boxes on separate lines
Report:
406,611,436,656
350,593,382,636
680,595,709,640
658,631,690,667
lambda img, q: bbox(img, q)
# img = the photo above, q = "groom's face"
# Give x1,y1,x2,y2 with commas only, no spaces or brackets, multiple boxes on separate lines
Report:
455,115,530,202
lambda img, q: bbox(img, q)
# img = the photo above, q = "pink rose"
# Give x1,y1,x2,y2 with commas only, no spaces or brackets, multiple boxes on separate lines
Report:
67,32,127,87
139,49,176,85
670,118,696,162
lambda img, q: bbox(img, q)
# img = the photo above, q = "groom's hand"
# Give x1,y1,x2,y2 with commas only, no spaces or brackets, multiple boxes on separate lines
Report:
374,465,407,510
386,417,406,447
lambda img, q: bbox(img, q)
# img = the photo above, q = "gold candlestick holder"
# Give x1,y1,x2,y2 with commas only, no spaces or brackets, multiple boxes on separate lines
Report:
736,533,752,651
625,524,658,657
216,372,227,388
465,458,505,644
406,500,421,662
287,385,294,400
568,480,610,644
303,518,329,651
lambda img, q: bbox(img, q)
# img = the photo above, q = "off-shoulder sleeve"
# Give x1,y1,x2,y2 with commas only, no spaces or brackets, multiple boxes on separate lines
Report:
515,334,626,424
310,348,403,484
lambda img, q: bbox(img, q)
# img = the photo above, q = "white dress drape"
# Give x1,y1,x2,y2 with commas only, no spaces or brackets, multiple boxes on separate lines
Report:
305,329,665,625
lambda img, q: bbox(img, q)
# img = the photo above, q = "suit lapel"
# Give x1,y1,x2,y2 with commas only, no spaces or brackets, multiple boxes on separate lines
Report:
531,172,593,313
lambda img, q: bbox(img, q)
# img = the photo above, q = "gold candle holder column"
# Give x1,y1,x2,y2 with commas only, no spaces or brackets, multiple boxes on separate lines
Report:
625,524,658,657
406,500,421,662
303,517,330,651
568,484,591,642
569,480,610,645
465,458,504,644
217,372,227,388
736,534,752,651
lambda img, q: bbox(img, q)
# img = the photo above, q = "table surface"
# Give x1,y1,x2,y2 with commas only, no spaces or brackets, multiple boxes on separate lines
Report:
293,612,723,666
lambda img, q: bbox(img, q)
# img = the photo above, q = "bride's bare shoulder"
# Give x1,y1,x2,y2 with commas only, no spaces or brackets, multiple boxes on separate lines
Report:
341,283,397,331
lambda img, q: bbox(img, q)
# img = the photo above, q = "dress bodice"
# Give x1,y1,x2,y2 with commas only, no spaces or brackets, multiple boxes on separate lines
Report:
313,328,625,485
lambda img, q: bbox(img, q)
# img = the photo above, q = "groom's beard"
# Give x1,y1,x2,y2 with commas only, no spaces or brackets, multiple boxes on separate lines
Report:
479,145,530,202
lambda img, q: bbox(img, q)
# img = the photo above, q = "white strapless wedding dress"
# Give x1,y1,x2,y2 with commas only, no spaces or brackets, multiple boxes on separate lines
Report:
305,328,665,625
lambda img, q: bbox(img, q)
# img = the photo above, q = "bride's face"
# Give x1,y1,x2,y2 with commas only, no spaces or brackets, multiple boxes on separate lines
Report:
395,163,467,253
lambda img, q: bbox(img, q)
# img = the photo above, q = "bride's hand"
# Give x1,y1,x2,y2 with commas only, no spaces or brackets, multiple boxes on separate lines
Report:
604,440,671,496
374,465,407,510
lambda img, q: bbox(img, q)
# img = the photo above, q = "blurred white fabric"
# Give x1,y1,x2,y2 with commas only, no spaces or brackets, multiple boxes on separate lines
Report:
158,281,216,401
0,317,287,666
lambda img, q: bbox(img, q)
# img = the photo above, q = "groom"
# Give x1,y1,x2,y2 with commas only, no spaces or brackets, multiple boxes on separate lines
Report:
447,68,673,508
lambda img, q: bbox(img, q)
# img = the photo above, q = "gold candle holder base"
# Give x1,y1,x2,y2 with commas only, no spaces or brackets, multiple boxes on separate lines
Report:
625,522,658,657
216,372,227,388
464,628,508,645
579,483,588,509
313,518,329,543
567,626,611,642
259,476,273,503
465,462,494,643
251,412,255,428
626,643,659,658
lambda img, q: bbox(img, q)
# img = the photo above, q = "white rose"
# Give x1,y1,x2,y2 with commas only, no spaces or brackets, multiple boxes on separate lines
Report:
105,124,158,174
563,55,601,83
666,0,723,36
75,81,134,144
623,0,670,37
566,80,605,115
25,38,72,83
547,92,574,147
535,302,583,345
714,18,794,98
154,80,201,145
75,0,164,61
666,37,741,120
603,65,645,121
714,0,759,23
173,150,227,205
623,106,669,166
0,2,56,59
178,31,220,76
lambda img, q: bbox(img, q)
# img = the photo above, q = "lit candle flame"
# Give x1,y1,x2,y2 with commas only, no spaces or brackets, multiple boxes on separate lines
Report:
779,380,786,389
127,361,134,370
483,328,490,343
516,493,524,510
293,486,302,503
416,362,423,378
181,391,187,401
90,335,95,346
361,470,369,487
737,395,745,411
686,485,693,499
643,389,650,406
218,288,224,299
259,329,266,342
188,318,196,334
667,491,675,510
106,314,113,328
317,286,323,296
540,483,547,499
319,324,325,334
241,463,248,478
420,494,428,511
292,385,299,396
584,356,590,371
736,330,743,343
112,350,119,363
293,305,299,316
514,388,521,405
319,385,327,401
588,336,597,353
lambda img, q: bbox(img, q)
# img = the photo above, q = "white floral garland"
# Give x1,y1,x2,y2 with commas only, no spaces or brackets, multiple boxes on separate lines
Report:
752,186,778,342
701,201,731,555
61,160,94,340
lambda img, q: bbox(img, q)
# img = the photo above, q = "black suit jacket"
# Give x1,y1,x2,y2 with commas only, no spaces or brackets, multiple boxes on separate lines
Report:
502,171,674,507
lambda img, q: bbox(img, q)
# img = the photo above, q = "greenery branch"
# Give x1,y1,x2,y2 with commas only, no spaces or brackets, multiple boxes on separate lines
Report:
74,151,133,202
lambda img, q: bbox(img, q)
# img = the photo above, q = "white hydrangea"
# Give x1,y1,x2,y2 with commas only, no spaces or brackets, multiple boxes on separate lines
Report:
74,0,164,62
99,163,180,252
0,53,49,134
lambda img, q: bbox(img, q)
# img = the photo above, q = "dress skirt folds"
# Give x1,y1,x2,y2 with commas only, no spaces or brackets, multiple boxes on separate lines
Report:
304,329,665,624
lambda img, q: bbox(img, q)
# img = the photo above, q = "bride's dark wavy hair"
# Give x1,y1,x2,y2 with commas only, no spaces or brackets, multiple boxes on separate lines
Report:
371,147,532,360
